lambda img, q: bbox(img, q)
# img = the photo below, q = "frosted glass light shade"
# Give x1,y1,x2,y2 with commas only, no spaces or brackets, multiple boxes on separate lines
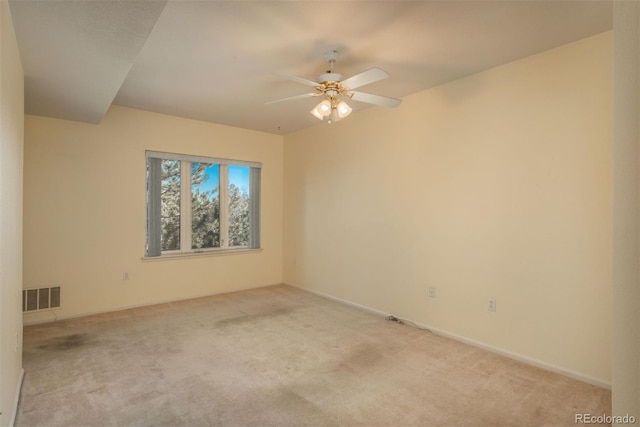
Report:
336,101,352,118
310,106,323,120
310,99,333,120
318,99,331,115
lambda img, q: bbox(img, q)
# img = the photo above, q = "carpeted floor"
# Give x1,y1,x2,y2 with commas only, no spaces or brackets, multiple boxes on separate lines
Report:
17,284,610,426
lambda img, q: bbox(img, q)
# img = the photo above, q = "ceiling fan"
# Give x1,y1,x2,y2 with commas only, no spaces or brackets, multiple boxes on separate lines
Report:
267,50,401,123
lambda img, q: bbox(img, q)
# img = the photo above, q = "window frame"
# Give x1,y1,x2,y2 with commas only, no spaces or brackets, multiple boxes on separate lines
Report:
145,150,261,259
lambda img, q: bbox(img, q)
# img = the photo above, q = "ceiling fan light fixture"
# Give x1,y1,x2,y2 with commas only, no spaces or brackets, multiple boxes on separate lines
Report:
319,99,332,115
310,99,332,120
336,100,352,119
310,106,324,120
270,49,401,124
329,108,340,123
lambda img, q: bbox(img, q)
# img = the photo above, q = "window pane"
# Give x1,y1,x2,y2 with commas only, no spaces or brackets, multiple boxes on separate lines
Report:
161,159,181,251
228,165,250,247
192,162,220,249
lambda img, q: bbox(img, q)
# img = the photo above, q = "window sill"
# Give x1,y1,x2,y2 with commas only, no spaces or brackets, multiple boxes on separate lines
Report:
142,247,262,261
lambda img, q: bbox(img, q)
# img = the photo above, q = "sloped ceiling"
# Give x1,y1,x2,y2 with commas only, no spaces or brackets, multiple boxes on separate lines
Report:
10,0,168,123
10,1,613,135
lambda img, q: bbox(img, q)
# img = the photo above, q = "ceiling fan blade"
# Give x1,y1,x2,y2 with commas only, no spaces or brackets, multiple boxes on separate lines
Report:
350,91,402,108
265,93,317,105
275,71,319,87
340,67,389,90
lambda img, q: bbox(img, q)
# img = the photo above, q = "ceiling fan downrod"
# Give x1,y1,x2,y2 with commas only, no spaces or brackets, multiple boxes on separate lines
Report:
324,50,339,73
318,50,343,85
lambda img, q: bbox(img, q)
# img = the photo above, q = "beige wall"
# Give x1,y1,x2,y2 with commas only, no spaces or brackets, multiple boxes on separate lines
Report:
19,23,620,402
284,32,613,384
0,0,24,424
23,106,283,323
612,0,640,419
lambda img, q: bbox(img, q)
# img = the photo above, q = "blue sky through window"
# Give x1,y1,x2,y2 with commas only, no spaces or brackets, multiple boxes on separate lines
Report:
191,163,249,195
192,163,219,195
229,165,250,193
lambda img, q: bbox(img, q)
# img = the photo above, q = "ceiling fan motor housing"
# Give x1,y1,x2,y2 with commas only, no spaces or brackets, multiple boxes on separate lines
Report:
317,72,343,84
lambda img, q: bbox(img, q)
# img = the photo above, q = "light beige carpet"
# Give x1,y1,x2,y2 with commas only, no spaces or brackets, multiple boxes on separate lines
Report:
17,285,610,426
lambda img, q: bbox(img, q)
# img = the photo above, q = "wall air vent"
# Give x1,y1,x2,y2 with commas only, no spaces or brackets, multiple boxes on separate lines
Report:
22,286,61,312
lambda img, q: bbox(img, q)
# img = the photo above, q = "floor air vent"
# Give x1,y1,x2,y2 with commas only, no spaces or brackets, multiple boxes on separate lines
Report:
23,286,61,312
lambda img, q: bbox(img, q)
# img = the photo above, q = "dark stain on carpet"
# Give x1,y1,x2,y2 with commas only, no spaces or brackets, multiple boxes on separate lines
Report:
215,307,294,327
37,334,89,351
346,343,384,368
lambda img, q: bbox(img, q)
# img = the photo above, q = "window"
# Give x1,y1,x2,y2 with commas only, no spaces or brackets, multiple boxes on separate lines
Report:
146,151,261,257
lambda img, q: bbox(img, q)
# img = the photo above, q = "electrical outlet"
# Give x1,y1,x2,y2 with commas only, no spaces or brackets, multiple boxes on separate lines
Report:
428,287,436,298
123,272,130,281
487,297,496,312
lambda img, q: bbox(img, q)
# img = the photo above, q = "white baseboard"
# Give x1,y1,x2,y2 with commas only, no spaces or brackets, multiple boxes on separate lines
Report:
9,368,25,427
285,282,611,390
288,282,390,318
22,280,611,390
22,282,284,326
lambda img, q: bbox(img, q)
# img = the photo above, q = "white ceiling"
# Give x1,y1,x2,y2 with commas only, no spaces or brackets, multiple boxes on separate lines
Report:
10,1,613,135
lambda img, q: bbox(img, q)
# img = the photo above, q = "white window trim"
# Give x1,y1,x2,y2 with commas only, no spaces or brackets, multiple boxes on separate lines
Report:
146,150,261,168
145,151,261,258
142,247,260,262
180,160,192,252
219,164,229,249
